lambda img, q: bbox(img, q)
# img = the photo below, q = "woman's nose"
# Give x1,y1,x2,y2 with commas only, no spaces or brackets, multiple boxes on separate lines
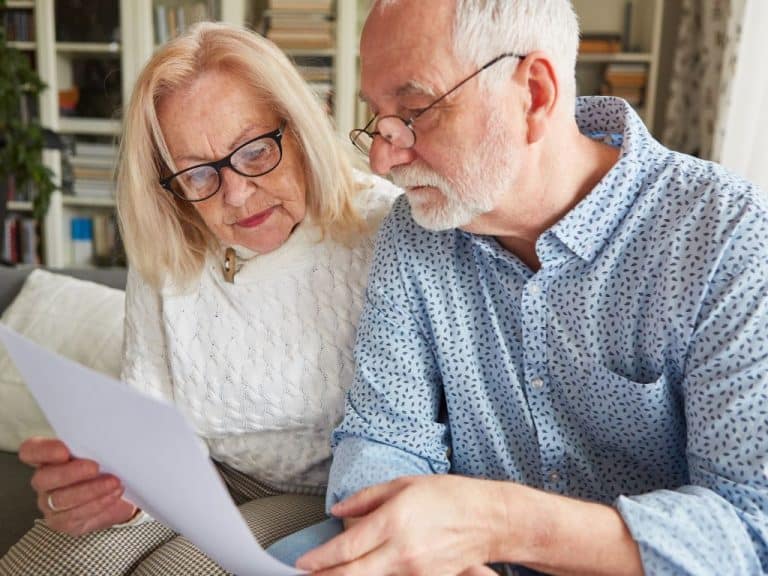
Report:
220,168,253,207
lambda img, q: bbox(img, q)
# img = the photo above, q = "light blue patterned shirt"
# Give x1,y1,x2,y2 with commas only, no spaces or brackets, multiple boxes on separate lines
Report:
328,97,768,574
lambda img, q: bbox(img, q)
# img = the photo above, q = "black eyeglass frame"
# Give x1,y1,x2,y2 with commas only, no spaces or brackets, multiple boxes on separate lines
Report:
159,120,287,203
349,52,527,154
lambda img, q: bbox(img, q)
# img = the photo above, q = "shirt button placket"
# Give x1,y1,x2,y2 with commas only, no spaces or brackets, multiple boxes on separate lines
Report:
523,275,567,492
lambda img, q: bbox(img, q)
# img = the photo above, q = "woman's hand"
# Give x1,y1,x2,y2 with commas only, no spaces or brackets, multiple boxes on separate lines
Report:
19,437,138,536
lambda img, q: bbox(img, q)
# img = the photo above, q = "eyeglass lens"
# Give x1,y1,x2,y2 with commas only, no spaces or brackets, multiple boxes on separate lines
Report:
169,136,282,201
352,116,415,155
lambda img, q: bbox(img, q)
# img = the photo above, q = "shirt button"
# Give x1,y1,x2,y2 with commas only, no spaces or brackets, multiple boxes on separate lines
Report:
530,377,545,389
548,471,561,482
528,283,541,295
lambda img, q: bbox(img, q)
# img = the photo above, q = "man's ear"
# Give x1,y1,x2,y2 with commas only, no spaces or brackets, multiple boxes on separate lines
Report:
516,51,559,144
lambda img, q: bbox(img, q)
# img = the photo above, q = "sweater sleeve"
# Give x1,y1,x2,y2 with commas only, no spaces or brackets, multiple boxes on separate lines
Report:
120,267,174,403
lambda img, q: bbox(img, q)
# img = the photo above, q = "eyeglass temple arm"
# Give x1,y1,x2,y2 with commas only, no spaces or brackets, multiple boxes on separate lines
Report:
412,52,526,121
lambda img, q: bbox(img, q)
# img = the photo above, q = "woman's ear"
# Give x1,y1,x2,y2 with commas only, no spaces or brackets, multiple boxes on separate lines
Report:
517,51,559,144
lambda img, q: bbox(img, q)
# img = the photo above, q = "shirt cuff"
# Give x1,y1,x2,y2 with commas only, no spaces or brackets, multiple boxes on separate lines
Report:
326,436,439,513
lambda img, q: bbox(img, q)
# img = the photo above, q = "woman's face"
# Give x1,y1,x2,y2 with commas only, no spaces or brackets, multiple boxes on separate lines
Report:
157,69,307,254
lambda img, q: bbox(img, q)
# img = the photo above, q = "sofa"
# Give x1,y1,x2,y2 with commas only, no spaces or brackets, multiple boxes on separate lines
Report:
0,265,128,556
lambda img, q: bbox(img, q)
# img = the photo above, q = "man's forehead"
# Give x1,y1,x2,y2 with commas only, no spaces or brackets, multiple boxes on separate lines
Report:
358,73,440,106
359,42,456,106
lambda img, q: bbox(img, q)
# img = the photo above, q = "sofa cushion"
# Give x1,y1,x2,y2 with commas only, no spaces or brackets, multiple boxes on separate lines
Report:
0,269,125,452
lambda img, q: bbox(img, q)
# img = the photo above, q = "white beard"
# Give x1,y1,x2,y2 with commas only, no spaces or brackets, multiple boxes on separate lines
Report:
391,121,518,231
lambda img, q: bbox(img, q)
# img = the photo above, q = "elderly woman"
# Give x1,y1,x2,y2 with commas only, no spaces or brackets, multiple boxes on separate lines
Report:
0,22,398,575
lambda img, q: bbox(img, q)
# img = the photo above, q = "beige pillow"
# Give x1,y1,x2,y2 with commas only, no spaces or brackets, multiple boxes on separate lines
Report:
0,269,125,452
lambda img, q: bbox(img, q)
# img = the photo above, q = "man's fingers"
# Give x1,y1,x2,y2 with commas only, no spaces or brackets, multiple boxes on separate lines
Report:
18,438,71,467
30,459,102,493
330,478,406,518
308,542,394,576
296,510,391,571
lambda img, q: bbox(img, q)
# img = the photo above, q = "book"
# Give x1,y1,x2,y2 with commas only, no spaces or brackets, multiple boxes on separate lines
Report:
604,63,647,88
19,218,39,265
579,34,622,54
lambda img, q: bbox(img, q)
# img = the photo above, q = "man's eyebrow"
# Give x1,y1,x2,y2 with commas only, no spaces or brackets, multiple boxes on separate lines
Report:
395,81,437,99
358,81,438,106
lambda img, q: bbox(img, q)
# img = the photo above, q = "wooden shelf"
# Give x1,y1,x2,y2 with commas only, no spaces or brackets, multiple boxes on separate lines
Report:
6,201,34,212
62,196,116,208
282,47,336,58
59,117,121,136
6,0,34,8
56,42,121,54
7,41,36,51
578,52,653,64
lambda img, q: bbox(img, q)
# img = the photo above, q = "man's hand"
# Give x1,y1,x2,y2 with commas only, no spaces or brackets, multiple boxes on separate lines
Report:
20,437,137,536
296,475,506,576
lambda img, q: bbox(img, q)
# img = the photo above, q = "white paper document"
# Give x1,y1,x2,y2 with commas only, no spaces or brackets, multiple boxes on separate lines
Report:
0,324,303,576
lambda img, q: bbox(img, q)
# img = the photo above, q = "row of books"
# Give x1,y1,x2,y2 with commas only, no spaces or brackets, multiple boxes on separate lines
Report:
270,0,333,12
154,1,217,45
66,141,117,198
3,216,39,265
4,176,34,204
2,9,35,42
295,55,333,112
69,213,119,267
600,63,648,107
263,0,334,51
579,34,623,54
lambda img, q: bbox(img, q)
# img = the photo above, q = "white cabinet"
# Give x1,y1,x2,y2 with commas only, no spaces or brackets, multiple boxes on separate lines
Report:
572,0,664,130
18,0,365,267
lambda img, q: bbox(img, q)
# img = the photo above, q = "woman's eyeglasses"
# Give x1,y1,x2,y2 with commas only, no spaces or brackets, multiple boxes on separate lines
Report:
159,121,286,202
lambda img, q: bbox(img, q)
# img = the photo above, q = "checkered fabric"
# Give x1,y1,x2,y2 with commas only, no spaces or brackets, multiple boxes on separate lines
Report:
0,464,326,575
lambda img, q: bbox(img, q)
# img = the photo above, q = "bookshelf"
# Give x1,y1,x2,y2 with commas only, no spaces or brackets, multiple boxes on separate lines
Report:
572,0,663,131
1,0,41,265
249,0,363,136
3,0,367,267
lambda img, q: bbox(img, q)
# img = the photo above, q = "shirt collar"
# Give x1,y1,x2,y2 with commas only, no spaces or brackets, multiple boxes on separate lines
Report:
548,96,667,263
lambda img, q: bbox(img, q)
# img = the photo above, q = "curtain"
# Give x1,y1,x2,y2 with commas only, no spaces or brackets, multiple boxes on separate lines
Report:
715,0,768,191
662,0,746,159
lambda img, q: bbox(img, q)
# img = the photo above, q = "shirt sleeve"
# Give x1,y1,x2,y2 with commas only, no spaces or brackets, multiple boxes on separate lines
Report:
617,203,768,574
326,206,451,512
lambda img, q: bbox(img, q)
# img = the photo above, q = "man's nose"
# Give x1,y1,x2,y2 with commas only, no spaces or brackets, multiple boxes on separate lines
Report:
368,137,417,176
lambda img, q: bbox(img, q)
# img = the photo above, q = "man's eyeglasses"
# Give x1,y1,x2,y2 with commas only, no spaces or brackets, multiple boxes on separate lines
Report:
349,53,526,156
159,121,286,202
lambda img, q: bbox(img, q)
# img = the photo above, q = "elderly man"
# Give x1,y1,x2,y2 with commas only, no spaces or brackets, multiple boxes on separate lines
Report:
268,0,768,574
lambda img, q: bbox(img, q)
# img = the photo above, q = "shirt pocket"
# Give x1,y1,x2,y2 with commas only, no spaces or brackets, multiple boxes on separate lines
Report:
561,361,683,455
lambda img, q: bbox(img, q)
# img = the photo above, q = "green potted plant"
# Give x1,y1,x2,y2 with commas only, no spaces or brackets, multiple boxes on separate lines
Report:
0,0,56,225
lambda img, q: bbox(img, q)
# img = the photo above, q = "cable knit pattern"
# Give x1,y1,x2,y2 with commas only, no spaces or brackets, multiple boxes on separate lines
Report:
121,174,400,491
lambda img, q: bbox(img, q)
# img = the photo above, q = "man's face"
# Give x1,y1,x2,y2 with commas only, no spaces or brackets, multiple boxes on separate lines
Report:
360,0,523,231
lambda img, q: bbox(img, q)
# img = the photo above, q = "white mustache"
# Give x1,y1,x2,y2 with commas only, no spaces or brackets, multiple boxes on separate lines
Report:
391,165,452,191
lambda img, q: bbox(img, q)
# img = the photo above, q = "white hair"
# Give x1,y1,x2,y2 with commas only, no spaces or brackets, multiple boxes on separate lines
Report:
374,0,580,98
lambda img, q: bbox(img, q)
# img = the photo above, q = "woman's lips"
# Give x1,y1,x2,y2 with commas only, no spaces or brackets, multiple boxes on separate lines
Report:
235,206,278,228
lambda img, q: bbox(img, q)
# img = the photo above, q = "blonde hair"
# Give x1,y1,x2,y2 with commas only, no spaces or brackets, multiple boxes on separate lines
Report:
117,21,361,289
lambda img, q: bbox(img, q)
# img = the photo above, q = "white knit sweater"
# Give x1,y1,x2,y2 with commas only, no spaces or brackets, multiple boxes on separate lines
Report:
121,176,399,491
